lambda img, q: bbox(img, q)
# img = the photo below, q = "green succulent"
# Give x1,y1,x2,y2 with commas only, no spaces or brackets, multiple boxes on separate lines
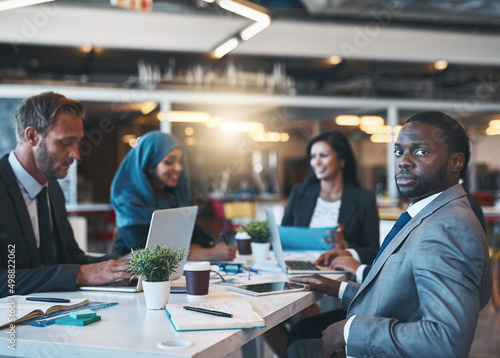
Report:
239,220,270,243
126,245,186,282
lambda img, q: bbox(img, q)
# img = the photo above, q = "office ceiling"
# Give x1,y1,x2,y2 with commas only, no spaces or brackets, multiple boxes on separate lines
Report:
1,0,500,124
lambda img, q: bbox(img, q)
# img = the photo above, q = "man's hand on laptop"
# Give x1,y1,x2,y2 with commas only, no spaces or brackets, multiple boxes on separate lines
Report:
289,274,341,297
315,248,353,267
117,249,144,261
76,260,132,286
329,256,361,275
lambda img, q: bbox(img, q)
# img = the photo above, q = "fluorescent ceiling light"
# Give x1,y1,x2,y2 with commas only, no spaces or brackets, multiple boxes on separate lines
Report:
328,56,342,65
250,131,289,142
220,121,264,132
166,111,211,123
335,115,359,126
213,38,239,59
0,0,53,11
361,125,392,134
434,60,448,71
393,125,402,136
360,116,384,127
209,0,271,58
206,116,222,128
485,127,500,136
219,0,269,22
488,119,500,128
140,101,157,115
240,16,270,41
370,134,393,143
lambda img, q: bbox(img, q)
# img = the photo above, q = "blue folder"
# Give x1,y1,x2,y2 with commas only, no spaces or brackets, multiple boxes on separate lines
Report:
277,226,337,251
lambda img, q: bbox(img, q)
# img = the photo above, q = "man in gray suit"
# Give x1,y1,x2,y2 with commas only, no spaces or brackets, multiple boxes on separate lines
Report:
289,111,492,358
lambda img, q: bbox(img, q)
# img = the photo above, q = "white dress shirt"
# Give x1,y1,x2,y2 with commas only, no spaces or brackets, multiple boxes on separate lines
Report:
8,151,48,248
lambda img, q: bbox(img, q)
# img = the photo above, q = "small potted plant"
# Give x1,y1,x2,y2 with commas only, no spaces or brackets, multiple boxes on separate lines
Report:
127,245,186,310
239,221,270,266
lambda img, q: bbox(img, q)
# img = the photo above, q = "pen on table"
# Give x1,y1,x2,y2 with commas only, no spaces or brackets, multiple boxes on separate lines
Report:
183,306,233,318
221,231,229,245
26,297,71,303
241,265,259,274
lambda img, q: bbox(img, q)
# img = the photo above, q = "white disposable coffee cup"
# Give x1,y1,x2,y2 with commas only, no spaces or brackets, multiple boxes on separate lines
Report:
235,232,252,255
183,261,211,302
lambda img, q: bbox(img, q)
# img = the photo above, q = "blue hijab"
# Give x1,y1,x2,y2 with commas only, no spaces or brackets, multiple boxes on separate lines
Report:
110,131,191,228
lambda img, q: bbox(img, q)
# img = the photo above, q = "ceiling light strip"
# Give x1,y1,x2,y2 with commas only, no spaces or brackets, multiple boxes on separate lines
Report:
240,16,270,41
209,0,271,58
213,38,239,59
0,0,54,12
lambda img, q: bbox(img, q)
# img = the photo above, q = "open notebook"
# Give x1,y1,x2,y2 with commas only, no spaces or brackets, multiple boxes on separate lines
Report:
165,299,265,331
265,207,346,274
80,206,197,292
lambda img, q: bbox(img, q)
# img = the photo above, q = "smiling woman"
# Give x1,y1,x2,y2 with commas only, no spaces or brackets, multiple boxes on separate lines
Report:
110,130,238,261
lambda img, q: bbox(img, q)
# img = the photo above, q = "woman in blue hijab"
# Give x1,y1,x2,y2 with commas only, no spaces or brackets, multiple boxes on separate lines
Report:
111,130,237,260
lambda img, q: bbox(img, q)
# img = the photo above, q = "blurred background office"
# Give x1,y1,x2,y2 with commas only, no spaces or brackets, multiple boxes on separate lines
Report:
0,2,499,356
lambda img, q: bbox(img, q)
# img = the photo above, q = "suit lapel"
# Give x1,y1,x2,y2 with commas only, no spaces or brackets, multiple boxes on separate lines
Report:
296,182,320,226
352,185,466,304
0,156,42,267
338,184,357,230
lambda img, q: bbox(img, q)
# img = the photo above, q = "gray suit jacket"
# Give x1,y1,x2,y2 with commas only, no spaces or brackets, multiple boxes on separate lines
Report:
342,184,492,358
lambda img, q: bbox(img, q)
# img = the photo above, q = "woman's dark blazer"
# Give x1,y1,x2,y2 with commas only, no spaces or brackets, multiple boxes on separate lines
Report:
281,180,380,264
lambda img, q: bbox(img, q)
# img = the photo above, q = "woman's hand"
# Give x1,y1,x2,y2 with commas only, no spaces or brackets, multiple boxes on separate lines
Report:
323,223,347,250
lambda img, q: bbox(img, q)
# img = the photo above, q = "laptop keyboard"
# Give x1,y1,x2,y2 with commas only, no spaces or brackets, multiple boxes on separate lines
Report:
285,260,319,271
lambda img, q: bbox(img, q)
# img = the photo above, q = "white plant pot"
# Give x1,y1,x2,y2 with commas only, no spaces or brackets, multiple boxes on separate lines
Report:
251,242,270,266
142,280,171,310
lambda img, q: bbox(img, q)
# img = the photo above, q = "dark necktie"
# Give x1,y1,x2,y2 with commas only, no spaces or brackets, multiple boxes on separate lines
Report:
374,211,411,263
37,187,56,266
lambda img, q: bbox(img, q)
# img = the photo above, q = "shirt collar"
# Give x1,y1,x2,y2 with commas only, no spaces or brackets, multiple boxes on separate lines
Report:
407,191,442,218
8,151,46,199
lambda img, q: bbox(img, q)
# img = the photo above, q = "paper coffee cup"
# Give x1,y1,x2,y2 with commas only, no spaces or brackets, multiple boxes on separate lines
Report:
183,261,211,302
235,232,252,255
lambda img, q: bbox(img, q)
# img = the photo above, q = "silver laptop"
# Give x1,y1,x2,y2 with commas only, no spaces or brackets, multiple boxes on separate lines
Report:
265,208,346,274
80,206,197,292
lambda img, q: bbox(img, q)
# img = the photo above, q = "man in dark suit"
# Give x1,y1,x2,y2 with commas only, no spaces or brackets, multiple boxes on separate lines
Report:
0,92,132,298
289,111,492,358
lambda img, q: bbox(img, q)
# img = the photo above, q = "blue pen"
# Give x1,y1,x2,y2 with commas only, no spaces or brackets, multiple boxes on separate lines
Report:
26,297,71,303
242,265,259,274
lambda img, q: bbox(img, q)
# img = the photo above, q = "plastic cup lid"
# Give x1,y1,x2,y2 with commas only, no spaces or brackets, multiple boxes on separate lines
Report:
183,261,211,271
235,232,251,239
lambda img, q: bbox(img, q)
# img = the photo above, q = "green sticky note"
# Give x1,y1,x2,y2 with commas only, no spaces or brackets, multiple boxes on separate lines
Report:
55,315,101,326
70,309,97,319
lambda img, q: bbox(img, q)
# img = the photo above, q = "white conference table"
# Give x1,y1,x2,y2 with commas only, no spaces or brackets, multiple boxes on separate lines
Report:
0,271,346,358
